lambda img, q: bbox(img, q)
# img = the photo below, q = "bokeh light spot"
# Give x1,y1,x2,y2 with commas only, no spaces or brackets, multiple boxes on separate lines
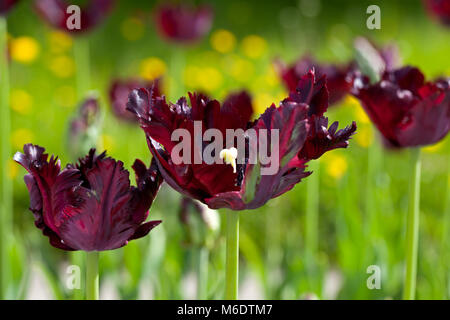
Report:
210,29,236,53
11,128,34,150
10,89,33,115
7,159,19,180
140,57,167,80
323,153,348,180
10,36,40,64
241,35,267,59
48,31,72,54
49,55,75,78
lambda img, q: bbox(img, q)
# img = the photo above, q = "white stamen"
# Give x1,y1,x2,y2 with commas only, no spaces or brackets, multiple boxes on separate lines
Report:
219,147,238,173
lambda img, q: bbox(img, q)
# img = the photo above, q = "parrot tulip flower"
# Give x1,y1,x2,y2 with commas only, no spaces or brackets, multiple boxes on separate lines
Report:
14,144,162,251
423,0,450,26
127,71,356,210
34,0,114,34
352,66,450,148
154,3,213,44
0,0,19,15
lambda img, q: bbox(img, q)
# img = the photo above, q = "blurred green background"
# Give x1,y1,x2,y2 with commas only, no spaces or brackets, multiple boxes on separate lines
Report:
2,0,450,299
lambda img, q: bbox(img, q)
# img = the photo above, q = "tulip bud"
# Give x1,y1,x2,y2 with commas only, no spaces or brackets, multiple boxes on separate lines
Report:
179,197,220,249
68,93,102,159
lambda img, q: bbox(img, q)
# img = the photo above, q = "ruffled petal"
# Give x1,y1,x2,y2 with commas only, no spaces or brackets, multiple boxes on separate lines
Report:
205,102,310,210
109,78,161,122
299,116,357,160
14,144,81,250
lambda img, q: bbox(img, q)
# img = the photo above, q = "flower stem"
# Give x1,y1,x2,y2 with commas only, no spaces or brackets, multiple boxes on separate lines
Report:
403,148,421,300
0,16,11,300
366,139,381,236
225,211,239,300
305,160,319,257
305,160,319,291
86,251,99,300
439,154,450,298
197,247,209,300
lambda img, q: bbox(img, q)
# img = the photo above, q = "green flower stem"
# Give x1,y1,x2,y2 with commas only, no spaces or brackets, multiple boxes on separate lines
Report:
73,37,91,98
0,16,11,300
197,247,209,300
86,251,99,300
403,148,421,300
225,211,239,300
305,160,319,257
366,139,381,236
440,154,450,298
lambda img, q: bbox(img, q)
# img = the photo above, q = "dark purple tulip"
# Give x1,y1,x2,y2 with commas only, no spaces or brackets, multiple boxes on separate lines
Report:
109,78,162,123
352,66,450,148
34,0,114,34
423,0,450,26
0,0,19,15
14,144,162,251
154,3,213,44
127,71,356,210
276,56,354,106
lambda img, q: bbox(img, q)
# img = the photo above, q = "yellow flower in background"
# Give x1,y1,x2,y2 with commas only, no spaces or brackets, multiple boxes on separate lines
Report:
264,65,280,87
121,17,145,41
11,128,34,150
198,67,223,92
323,152,348,180
210,29,236,53
140,57,167,80
183,66,223,92
7,159,19,180
49,55,75,78
241,35,267,59
10,36,40,64
253,92,274,115
343,95,360,108
48,31,72,54
354,106,370,124
345,95,370,125
100,134,115,153
228,56,254,82
54,85,76,108
10,89,33,115
355,125,373,148
424,139,446,153
183,65,201,87
275,91,287,103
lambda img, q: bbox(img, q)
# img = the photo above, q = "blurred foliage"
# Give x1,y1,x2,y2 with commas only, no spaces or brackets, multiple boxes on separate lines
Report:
2,0,450,299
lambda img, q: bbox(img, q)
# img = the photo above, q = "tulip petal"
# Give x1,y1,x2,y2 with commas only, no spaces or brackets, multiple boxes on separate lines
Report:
205,102,310,210
14,144,81,250
299,116,357,160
